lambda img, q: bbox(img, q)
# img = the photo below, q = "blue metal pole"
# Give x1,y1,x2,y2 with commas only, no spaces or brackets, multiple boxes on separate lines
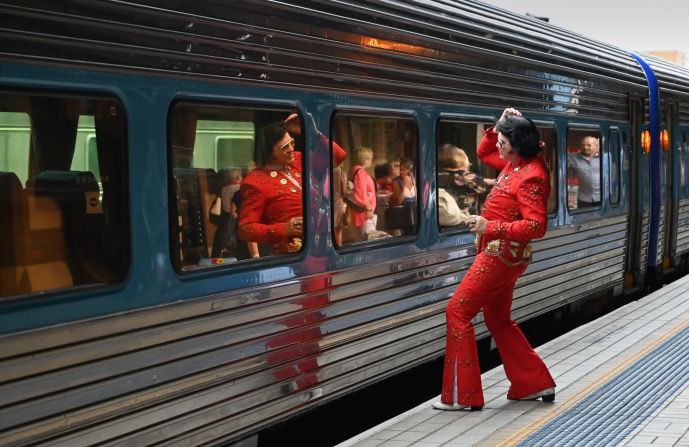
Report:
630,53,661,269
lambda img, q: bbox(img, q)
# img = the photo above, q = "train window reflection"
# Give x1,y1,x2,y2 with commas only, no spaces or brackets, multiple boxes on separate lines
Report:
331,114,418,245
567,128,602,211
169,103,304,271
436,120,494,231
0,92,129,298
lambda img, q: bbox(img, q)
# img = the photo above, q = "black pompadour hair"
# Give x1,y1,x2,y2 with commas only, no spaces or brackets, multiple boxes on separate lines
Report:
495,115,541,158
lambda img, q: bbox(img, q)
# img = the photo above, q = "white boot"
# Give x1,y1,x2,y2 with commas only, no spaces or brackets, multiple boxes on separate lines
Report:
432,401,482,411
512,387,555,402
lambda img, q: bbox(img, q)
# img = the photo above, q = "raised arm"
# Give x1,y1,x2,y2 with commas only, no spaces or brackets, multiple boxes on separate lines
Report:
477,126,507,171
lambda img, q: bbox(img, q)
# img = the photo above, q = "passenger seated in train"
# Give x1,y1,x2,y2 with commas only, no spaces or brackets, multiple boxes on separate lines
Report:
437,144,471,227
238,121,304,255
375,159,400,194
567,136,600,209
437,144,495,217
389,158,416,207
386,158,417,236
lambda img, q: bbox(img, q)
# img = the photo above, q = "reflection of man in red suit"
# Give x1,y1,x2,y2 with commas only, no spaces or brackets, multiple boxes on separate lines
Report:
239,121,304,255
434,108,556,411
246,116,345,392
239,117,347,256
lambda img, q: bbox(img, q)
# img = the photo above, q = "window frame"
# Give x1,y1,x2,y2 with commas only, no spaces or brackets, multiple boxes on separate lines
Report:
435,115,495,234
531,121,559,217
565,125,603,214
0,88,131,300
167,99,307,274
330,108,420,250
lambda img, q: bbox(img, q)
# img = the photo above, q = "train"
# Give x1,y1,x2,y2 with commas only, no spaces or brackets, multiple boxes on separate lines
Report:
1,0,689,445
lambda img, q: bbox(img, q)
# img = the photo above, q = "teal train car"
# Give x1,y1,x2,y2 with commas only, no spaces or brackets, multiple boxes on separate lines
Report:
1,1,689,445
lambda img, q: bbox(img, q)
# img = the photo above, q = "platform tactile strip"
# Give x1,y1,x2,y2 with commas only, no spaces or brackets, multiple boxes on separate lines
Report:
515,325,689,446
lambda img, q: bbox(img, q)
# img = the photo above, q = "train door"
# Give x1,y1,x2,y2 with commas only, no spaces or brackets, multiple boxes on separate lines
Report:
678,130,689,259
662,102,679,273
625,97,645,289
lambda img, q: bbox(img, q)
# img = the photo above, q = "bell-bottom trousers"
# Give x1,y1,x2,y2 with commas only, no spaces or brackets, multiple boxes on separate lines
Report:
441,252,555,407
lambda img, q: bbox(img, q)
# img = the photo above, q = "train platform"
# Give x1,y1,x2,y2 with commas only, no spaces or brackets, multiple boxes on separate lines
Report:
337,274,689,447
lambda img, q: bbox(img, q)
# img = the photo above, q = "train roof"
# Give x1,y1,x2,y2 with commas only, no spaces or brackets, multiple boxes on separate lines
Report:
1,0,651,120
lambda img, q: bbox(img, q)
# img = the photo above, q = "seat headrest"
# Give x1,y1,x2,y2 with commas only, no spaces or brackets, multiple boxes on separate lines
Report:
27,171,98,195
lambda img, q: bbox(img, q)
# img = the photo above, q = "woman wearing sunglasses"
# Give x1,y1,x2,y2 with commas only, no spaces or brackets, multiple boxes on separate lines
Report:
434,108,556,411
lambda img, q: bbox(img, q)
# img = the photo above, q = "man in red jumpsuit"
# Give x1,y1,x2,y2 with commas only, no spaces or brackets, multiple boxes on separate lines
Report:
434,108,556,411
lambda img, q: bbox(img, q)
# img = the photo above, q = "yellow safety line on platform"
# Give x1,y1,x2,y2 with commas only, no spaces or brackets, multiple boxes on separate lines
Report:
496,315,689,447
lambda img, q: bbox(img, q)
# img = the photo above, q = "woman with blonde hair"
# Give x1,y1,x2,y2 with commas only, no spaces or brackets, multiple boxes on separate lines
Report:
349,146,376,240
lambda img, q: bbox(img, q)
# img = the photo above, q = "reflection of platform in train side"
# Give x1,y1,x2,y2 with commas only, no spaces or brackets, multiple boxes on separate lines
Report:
338,273,689,447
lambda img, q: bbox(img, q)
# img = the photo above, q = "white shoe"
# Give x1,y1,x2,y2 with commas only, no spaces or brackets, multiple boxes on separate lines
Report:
513,387,555,402
432,401,482,411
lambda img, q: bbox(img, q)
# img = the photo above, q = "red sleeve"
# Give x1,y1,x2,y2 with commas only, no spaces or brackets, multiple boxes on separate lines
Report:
484,173,548,243
238,178,288,244
477,126,507,172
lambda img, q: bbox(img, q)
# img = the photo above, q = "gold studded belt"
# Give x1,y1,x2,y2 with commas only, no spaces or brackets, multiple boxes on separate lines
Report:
476,237,532,267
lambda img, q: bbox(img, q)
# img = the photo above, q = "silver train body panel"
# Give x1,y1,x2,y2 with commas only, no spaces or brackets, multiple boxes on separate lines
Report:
0,215,627,445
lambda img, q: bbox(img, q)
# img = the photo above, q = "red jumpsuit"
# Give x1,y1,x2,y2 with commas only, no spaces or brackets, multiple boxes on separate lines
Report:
440,127,555,407
239,152,303,254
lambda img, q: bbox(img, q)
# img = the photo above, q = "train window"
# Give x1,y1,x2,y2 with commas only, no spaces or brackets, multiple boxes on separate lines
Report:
436,120,494,231
0,92,129,298
608,129,621,206
537,127,558,214
169,103,304,271
566,128,601,211
331,113,418,245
